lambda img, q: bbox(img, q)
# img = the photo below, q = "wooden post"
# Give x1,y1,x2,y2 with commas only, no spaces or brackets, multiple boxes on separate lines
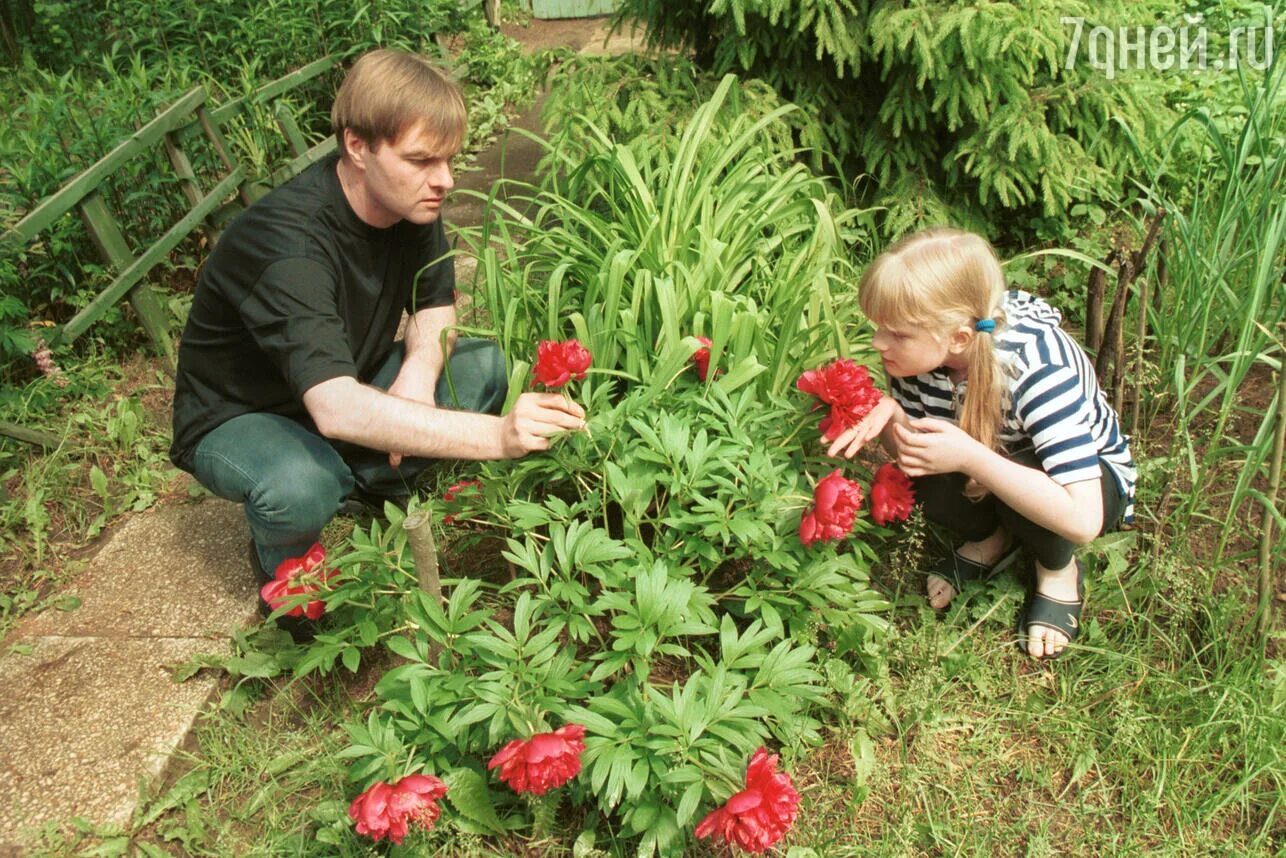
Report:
164,130,222,246
1130,270,1150,437
1256,365,1286,647
403,509,442,602
78,191,176,368
1095,254,1134,381
403,508,444,659
1085,250,1114,355
1111,278,1129,415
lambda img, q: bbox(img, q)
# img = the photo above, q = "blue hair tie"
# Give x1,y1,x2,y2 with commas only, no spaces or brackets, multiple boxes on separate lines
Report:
975,318,996,333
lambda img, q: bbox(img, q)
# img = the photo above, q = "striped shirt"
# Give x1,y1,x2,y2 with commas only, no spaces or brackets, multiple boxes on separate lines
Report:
888,289,1136,523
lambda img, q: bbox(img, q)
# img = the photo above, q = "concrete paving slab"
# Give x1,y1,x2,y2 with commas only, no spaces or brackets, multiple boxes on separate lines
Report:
18,499,256,640
0,635,228,853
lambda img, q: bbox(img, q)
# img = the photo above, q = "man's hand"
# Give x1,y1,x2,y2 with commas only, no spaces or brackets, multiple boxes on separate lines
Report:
497,393,587,458
827,396,897,459
892,417,986,477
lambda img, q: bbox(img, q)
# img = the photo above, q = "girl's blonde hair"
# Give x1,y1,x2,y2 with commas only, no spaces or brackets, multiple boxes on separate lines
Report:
859,227,1008,498
331,49,467,158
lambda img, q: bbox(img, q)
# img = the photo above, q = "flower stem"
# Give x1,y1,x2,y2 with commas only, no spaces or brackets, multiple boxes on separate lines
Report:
531,791,559,837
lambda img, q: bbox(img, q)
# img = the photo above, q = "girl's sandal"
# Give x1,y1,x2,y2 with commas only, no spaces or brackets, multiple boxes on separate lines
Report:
928,542,1022,606
1018,558,1085,660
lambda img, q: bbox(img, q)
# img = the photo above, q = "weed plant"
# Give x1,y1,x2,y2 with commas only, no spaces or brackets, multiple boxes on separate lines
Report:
0,356,178,638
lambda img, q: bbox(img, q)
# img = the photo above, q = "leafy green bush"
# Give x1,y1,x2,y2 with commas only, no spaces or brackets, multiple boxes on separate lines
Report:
613,0,1183,238
298,75,893,855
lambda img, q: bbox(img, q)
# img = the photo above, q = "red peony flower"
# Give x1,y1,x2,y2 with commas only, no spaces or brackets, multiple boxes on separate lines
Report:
259,542,334,620
442,478,481,524
533,339,592,389
694,747,801,854
796,359,882,441
692,336,714,381
817,402,860,441
348,773,449,845
870,462,915,525
799,469,863,548
487,723,586,795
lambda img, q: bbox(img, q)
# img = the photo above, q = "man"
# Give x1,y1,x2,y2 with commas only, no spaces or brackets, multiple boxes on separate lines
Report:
170,49,584,625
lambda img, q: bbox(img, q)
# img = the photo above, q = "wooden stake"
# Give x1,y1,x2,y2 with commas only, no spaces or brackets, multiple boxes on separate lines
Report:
1095,254,1134,382
403,509,442,603
1130,271,1150,438
1112,278,1129,415
1086,251,1113,355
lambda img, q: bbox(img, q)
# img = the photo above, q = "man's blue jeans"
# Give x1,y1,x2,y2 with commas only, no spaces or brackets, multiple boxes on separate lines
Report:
191,338,507,577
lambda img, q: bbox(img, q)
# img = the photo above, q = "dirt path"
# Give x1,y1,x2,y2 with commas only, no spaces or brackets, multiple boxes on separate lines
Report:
0,16,640,854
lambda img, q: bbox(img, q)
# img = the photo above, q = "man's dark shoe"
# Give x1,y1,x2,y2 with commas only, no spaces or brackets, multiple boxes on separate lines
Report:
249,539,317,644
338,486,409,519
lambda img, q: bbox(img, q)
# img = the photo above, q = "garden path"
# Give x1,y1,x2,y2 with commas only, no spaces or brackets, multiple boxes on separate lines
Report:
0,15,647,854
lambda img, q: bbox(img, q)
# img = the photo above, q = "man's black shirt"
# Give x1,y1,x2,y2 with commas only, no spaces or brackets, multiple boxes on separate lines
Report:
170,152,454,471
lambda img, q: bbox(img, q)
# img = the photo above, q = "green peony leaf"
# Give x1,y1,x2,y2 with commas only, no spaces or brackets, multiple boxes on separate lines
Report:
444,768,506,835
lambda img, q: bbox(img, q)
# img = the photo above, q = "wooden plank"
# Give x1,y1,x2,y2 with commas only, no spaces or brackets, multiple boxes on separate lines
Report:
163,131,217,244
76,191,176,363
79,190,134,268
274,104,309,158
1,87,208,249
202,55,339,130
129,275,177,367
56,167,245,346
0,421,59,450
269,136,337,186
197,105,256,208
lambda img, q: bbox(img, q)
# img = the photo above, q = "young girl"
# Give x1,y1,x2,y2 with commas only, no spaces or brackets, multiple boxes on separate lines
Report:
829,227,1135,659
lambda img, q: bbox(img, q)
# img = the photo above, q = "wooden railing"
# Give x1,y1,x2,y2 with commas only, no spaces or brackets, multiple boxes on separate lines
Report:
2,55,340,364
0,56,341,446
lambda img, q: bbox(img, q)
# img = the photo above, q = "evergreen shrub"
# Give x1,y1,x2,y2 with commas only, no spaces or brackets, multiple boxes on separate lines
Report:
613,0,1184,238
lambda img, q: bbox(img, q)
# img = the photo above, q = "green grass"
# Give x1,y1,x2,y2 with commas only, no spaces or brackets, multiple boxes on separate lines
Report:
794,547,1284,856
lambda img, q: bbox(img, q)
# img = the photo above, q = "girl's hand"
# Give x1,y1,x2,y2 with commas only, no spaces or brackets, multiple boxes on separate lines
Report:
827,396,897,459
893,417,986,476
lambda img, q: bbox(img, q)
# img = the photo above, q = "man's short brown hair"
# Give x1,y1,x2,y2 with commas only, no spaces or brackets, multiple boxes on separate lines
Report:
331,49,467,157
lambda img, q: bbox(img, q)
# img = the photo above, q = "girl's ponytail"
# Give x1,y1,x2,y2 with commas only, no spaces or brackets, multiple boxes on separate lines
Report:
958,307,1008,499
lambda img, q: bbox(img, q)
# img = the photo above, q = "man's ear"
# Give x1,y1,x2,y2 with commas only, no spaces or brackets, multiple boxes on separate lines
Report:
343,128,370,169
